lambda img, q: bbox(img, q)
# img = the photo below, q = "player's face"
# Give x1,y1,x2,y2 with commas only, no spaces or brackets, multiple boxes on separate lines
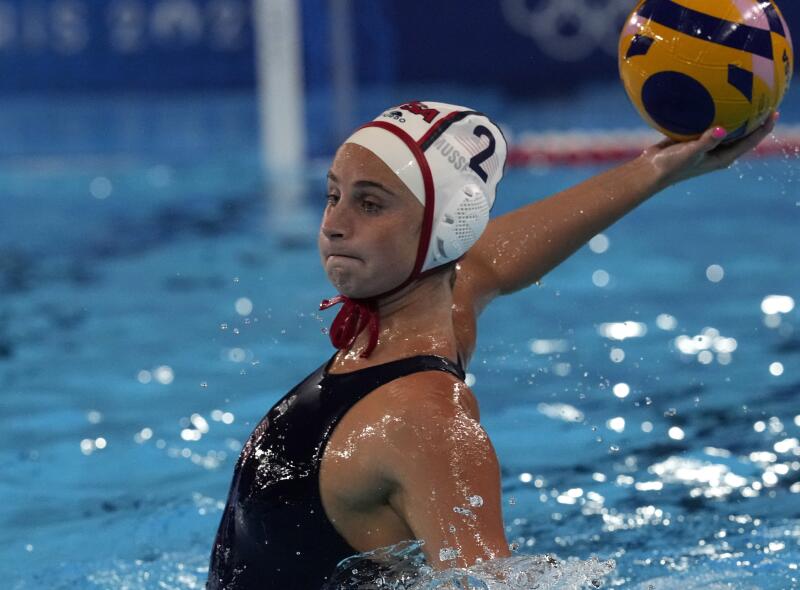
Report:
319,143,424,299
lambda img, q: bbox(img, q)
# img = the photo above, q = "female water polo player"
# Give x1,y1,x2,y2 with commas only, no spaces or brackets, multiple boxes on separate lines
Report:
207,102,778,589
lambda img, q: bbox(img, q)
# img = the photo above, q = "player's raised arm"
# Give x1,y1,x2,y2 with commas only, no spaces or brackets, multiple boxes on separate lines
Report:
458,113,778,314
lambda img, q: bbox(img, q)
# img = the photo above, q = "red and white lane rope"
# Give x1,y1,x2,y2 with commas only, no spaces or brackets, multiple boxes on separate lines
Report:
507,124,800,167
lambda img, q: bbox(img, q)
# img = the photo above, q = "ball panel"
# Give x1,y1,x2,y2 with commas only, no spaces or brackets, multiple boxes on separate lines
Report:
763,2,787,37
730,0,772,31
770,3,793,52
626,34,655,59
727,64,754,101
671,0,741,23
750,53,776,93
641,71,716,135
772,34,794,98
637,0,774,60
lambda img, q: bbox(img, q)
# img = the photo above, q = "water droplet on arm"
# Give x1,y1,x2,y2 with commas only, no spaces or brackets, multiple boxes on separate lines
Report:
468,495,483,508
439,547,460,562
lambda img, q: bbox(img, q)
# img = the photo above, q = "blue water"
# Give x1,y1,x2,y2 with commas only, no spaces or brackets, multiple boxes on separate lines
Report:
1,85,799,589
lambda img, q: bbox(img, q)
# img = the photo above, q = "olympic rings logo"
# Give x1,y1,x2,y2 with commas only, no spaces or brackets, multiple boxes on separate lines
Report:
501,0,634,62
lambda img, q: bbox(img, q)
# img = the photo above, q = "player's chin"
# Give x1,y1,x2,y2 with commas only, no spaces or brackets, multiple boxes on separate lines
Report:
338,279,384,300
333,275,396,300
326,267,371,299
326,267,352,292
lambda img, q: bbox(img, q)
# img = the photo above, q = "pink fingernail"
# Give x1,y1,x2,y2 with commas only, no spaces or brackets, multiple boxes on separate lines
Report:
712,127,727,140
774,111,781,123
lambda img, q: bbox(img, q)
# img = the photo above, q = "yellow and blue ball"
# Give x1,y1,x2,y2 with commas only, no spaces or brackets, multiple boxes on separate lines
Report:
619,0,793,142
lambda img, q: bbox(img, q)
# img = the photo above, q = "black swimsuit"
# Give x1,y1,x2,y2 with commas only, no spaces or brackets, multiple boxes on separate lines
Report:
206,352,466,590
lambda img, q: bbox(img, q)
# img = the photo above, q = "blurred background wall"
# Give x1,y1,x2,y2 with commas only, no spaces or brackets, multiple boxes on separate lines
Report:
1,0,795,92
0,0,796,162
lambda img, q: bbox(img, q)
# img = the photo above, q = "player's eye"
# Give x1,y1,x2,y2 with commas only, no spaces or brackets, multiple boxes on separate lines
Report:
361,199,381,213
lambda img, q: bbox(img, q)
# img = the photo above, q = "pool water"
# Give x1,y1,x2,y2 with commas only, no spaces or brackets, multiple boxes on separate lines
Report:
1,86,799,589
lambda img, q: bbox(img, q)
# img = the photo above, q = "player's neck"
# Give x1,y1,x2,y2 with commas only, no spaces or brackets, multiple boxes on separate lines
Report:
334,275,457,367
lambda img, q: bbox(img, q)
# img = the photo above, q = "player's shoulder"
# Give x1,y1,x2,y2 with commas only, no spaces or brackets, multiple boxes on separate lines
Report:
372,370,495,485
377,368,480,424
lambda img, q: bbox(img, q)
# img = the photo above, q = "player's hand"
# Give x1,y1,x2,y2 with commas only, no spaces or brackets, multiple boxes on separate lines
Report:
641,111,779,190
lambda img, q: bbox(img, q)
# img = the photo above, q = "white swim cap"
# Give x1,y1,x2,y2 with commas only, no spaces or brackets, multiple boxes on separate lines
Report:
345,101,507,276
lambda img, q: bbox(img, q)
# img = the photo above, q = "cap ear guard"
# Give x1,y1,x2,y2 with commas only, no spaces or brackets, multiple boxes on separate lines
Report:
425,183,491,270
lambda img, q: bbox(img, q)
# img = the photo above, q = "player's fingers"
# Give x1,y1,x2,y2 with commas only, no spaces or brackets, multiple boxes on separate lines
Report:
698,126,729,153
669,126,728,173
710,111,779,166
657,126,723,165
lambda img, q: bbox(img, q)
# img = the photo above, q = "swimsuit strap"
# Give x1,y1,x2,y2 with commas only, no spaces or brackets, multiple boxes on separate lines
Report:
324,353,466,383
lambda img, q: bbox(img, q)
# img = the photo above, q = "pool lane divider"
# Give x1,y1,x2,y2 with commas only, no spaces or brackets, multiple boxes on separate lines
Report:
506,124,800,167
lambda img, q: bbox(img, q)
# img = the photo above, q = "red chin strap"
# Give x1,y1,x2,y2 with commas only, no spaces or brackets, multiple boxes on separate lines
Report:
319,119,436,359
319,296,379,358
